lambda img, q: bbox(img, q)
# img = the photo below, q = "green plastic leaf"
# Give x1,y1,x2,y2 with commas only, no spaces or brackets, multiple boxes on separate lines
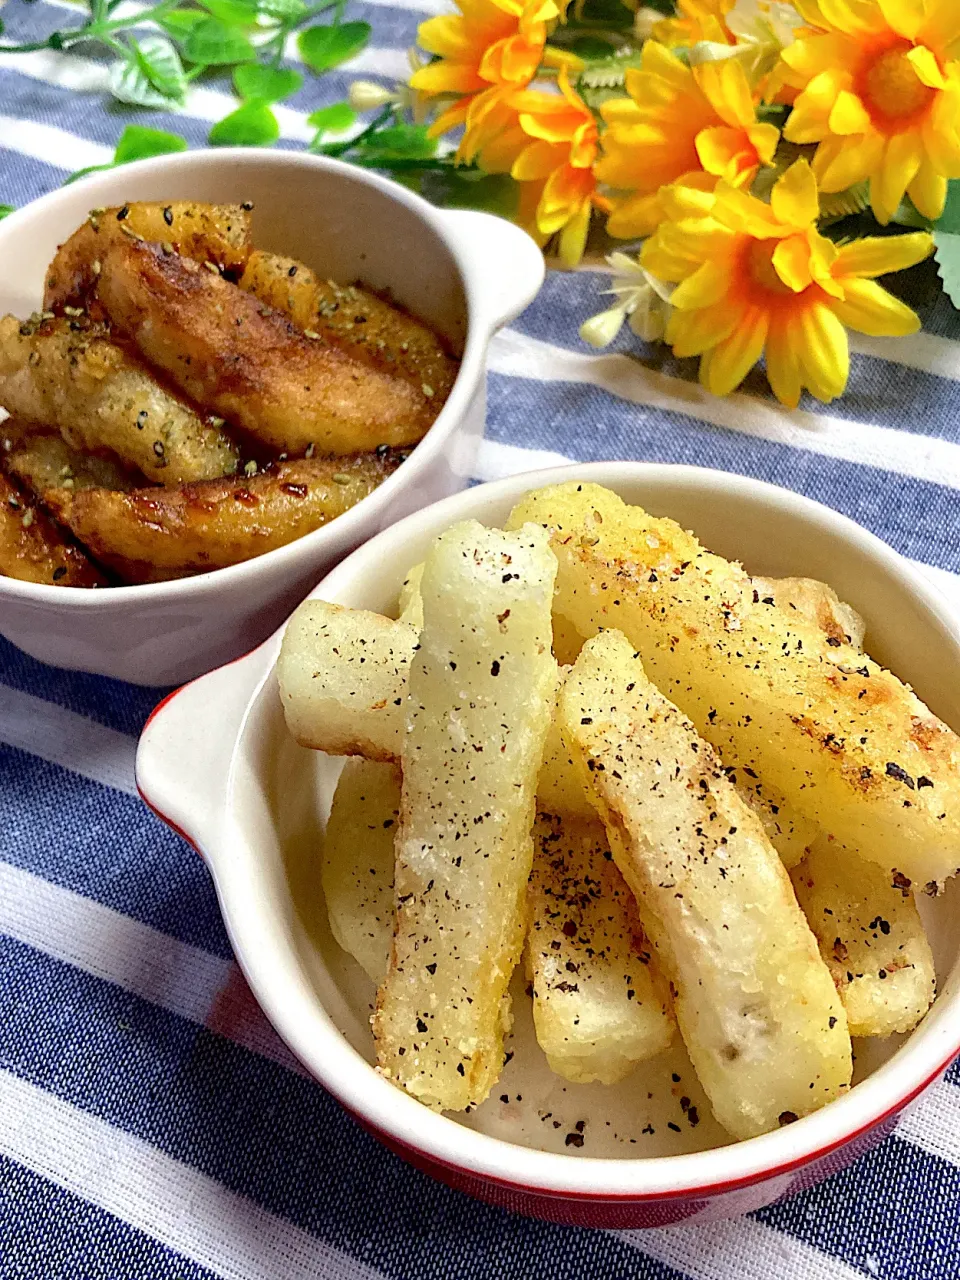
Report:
934,180,960,236
0,205,14,221
818,182,870,226
259,0,313,16
114,124,189,164
306,101,355,136
934,231,960,311
158,9,208,40
298,21,371,72
357,123,436,161
63,164,115,186
199,0,261,25
209,101,280,146
234,63,303,102
420,169,518,218
183,16,256,65
109,35,187,108
890,194,933,229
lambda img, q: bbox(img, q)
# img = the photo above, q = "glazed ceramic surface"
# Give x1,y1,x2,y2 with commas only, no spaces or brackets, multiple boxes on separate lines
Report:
0,149,544,684
137,462,960,1227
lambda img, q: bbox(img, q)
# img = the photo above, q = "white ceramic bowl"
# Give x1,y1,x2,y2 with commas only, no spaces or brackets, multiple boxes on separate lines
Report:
136,463,960,1227
0,149,544,685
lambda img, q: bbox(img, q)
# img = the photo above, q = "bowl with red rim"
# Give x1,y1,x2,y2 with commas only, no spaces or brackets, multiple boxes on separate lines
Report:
0,148,545,685
136,461,960,1228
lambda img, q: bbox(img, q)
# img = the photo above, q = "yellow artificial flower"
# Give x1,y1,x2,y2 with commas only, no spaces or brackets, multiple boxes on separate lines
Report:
510,68,602,265
640,160,932,406
653,0,737,47
781,0,960,224
596,42,780,238
410,0,575,164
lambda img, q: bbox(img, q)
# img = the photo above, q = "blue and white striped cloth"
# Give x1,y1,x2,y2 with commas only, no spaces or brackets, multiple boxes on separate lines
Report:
2,0,960,1274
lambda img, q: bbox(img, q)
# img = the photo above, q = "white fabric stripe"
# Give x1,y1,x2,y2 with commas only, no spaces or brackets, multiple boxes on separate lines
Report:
895,1079,960,1167
0,859,302,1073
0,685,138,795
850,332,960,383
0,1070,382,1280
615,1219,870,1280
0,48,314,143
487,328,960,493
0,114,112,170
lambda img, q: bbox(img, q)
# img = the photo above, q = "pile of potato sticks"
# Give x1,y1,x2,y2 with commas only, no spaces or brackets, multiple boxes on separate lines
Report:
279,482,960,1142
0,201,457,585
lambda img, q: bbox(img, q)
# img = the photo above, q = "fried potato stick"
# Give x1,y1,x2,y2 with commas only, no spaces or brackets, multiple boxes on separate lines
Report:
98,239,436,456
527,811,674,1084
508,482,960,889
559,629,852,1140
0,314,238,483
374,521,558,1110
323,758,401,985
792,836,936,1037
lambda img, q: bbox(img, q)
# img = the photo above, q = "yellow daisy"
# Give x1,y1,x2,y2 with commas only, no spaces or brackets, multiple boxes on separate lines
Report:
653,0,736,48
410,0,574,164
510,68,603,266
596,42,780,239
781,0,960,223
640,160,933,406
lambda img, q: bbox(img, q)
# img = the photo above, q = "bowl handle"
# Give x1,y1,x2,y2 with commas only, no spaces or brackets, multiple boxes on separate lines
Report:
442,209,545,331
135,643,275,857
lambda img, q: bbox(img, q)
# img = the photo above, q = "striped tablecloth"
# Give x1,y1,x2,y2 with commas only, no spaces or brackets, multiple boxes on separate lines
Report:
3,1,960,1276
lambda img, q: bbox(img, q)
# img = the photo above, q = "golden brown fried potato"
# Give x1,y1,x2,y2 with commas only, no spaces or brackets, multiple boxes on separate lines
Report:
0,468,107,587
240,250,459,406
509,482,960,889
0,314,239,484
527,811,674,1084
49,451,400,582
2,421,136,497
98,239,437,456
44,202,254,317
559,630,852,1140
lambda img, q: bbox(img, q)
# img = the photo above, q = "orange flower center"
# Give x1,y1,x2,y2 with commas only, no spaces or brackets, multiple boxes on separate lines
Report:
748,240,794,297
861,43,936,126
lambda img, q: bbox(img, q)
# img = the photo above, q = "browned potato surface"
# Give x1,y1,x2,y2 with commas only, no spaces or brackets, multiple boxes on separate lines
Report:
44,202,254,317
98,240,437,456
0,468,107,587
240,250,459,405
48,451,401,582
2,422,137,498
0,314,239,484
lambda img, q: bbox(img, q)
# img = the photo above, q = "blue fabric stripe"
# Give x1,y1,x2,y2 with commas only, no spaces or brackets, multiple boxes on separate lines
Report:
0,934,688,1280
755,1133,960,1280
484,373,960,574
0,1151,219,1280
0,635,165,737
0,745,231,958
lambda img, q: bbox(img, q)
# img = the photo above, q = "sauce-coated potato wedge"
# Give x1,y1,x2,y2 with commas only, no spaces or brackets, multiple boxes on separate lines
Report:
528,812,674,1085
2,423,137,498
560,630,852,1140
44,202,254,316
509,482,960,889
279,601,417,761
374,522,558,1111
792,837,936,1037
323,759,401,985
240,250,459,405
99,240,437,456
0,314,239,484
0,469,107,587
49,452,399,583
